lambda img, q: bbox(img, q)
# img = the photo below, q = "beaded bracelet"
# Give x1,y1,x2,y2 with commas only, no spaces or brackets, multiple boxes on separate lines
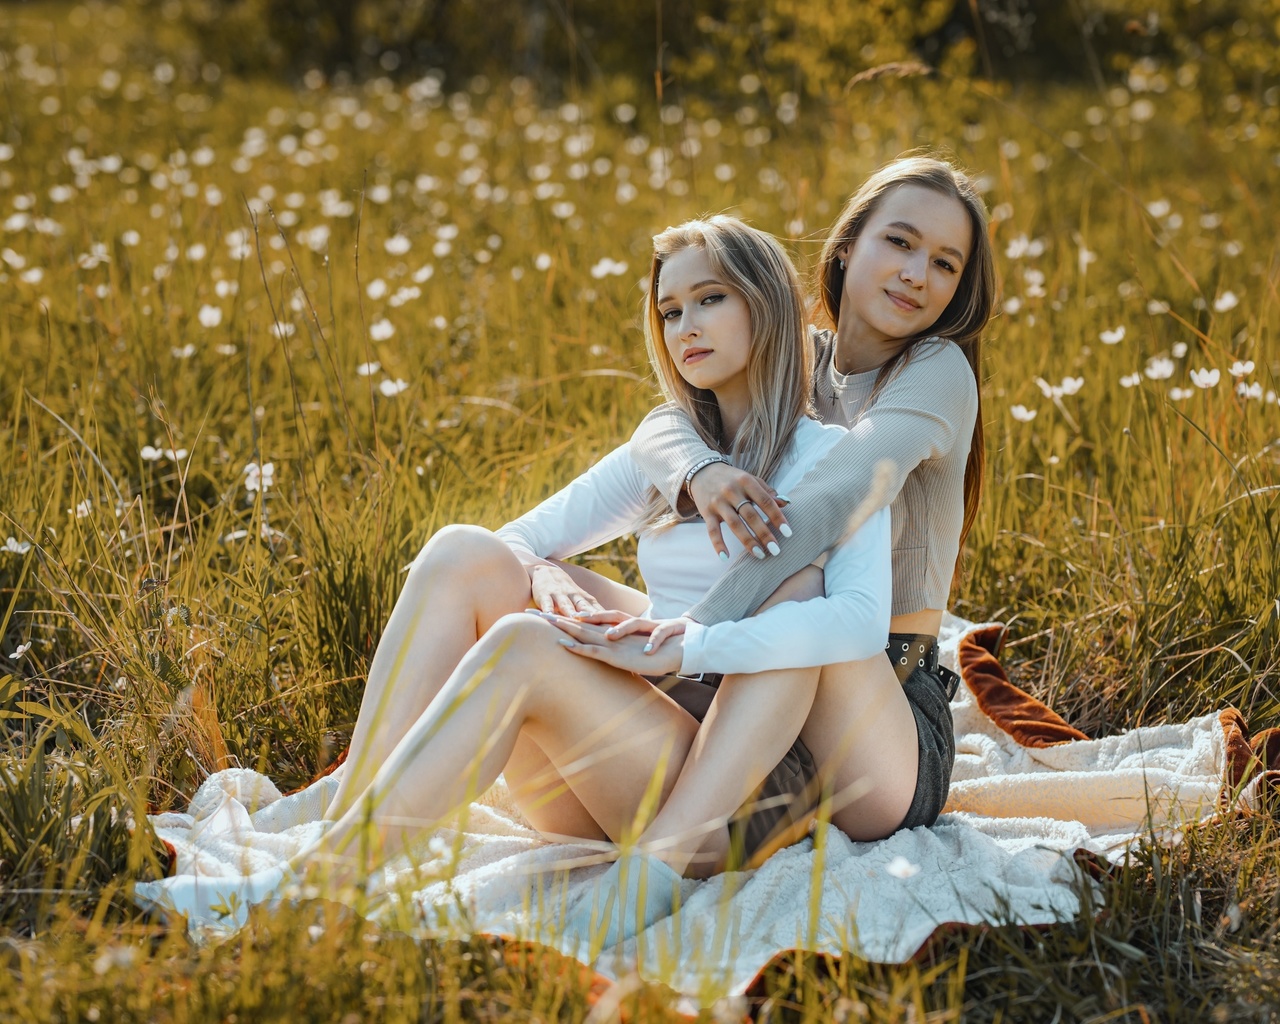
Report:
683,453,729,496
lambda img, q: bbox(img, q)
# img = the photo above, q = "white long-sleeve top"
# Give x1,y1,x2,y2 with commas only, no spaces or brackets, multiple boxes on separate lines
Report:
495,417,892,677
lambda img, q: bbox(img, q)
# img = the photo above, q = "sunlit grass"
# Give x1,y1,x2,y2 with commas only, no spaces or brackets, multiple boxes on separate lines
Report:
1,0,1278,1019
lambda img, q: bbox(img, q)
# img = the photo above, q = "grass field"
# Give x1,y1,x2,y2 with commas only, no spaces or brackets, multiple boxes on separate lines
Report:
1,2,1278,1020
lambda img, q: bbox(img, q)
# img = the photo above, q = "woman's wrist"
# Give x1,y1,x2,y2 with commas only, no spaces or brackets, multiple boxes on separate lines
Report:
682,454,728,497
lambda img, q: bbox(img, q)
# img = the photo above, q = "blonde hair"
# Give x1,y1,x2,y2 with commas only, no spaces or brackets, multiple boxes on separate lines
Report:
816,155,996,556
640,216,812,530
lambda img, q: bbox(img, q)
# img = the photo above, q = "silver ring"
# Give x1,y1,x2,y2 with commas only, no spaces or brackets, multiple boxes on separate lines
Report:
734,499,754,514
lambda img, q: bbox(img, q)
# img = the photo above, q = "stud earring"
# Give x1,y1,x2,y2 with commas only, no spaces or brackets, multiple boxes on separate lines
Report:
838,258,847,271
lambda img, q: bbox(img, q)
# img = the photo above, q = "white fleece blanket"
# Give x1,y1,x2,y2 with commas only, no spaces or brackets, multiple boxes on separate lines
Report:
133,615,1263,1001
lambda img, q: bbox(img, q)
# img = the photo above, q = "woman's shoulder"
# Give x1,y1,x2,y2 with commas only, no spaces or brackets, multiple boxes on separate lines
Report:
888,337,978,407
907,337,973,374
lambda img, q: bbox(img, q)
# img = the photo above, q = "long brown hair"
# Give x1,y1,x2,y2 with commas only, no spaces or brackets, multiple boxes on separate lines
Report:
815,155,996,558
640,216,812,529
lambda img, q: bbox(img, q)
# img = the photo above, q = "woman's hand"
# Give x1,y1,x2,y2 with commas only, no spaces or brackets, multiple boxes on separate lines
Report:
526,561,606,617
687,462,791,560
536,612,686,676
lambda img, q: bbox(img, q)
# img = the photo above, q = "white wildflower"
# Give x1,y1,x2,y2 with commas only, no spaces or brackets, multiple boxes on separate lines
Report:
589,257,628,279
171,343,195,359
1169,387,1193,401
71,499,92,519
1237,381,1263,400
366,278,388,300
3,537,31,555
1144,357,1175,380
384,234,411,255
1213,291,1239,313
356,361,381,377
1189,368,1220,388
197,304,222,328
1120,373,1142,388
378,378,409,397
10,641,31,661
534,253,552,272
369,318,395,341
270,322,295,339
1147,300,1170,315
121,230,140,247
1172,342,1188,358
388,286,420,307
412,264,434,283
1059,376,1084,396
1100,326,1125,345
1229,360,1255,378
1010,405,1037,422
243,461,274,493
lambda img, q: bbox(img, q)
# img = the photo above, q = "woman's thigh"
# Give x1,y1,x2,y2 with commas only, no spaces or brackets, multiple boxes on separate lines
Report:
799,655,919,841
480,615,708,844
504,733,610,842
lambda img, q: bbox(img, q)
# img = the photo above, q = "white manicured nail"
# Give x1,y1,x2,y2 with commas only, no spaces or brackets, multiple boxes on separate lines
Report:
718,551,730,562
767,541,781,556
752,546,765,559
643,642,654,653
557,638,575,648
779,523,793,538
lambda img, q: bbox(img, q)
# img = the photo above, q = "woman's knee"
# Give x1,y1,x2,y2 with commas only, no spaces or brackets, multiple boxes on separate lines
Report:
406,525,522,595
477,612,562,667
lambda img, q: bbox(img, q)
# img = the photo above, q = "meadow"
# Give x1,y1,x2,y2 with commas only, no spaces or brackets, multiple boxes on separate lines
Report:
1,1,1278,1020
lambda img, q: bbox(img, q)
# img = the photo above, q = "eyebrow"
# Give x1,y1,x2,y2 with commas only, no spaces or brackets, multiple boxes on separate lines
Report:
886,221,967,264
656,278,726,305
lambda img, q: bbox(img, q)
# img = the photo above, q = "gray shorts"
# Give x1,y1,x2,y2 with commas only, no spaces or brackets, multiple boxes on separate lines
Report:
888,633,958,831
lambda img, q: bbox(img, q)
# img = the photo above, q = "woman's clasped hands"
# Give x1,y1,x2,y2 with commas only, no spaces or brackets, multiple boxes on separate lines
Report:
531,608,691,676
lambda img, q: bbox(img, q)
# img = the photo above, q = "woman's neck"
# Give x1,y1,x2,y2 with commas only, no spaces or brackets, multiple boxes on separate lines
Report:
832,321,907,376
713,383,750,448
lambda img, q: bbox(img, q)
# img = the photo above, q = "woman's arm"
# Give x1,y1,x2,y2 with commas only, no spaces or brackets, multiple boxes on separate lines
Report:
494,443,650,563
678,506,892,675
687,343,977,625
630,404,789,555
628,403,715,515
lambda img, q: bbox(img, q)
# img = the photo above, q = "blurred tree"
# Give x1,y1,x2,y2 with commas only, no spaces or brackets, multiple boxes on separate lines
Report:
154,0,1277,103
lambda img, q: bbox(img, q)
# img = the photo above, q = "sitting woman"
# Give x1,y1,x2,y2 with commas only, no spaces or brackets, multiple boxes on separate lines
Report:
173,216,893,943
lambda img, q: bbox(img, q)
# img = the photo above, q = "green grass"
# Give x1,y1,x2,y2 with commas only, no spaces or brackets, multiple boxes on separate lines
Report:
1,1,1278,1020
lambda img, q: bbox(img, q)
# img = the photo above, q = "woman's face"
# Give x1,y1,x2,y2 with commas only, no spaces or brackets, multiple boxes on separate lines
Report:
656,246,752,402
838,184,972,350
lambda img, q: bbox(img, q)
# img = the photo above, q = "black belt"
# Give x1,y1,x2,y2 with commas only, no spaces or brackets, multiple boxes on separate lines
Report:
886,632,960,699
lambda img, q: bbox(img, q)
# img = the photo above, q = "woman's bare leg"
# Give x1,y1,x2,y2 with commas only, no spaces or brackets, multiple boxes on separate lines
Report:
312,613,702,883
800,654,919,840
638,653,918,874
634,565,918,874
330,526,646,820
633,566,825,875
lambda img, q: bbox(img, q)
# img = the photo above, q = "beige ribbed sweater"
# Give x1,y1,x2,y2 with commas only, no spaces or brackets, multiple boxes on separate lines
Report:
629,329,977,623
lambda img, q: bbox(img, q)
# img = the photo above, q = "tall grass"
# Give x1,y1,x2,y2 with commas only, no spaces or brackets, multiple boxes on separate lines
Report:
1,0,1278,1019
